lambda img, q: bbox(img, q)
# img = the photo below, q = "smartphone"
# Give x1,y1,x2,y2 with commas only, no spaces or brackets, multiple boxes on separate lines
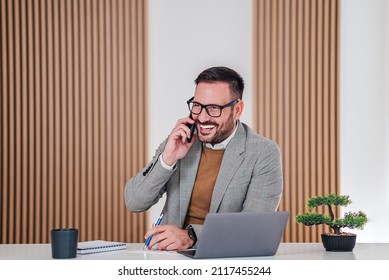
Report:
186,114,196,143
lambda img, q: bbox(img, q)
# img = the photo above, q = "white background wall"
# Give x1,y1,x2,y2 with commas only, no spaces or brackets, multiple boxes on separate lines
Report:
146,0,389,242
340,0,389,242
147,0,253,224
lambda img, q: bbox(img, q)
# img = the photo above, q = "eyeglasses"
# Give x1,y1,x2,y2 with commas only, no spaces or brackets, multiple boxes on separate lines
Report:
187,97,239,118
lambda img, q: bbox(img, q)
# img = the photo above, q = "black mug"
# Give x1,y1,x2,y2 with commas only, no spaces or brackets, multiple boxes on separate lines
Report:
50,228,79,259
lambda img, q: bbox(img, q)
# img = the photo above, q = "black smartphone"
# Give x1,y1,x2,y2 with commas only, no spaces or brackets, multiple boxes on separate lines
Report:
186,114,196,143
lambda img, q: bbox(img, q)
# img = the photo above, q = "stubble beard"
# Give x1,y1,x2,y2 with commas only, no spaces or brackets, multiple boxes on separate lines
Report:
197,111,236,145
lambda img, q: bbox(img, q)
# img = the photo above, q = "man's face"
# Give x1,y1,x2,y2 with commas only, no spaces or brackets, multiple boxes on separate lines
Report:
192,82,244,145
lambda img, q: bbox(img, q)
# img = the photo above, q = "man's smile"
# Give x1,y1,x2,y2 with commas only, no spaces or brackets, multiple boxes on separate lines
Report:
197,122,218,135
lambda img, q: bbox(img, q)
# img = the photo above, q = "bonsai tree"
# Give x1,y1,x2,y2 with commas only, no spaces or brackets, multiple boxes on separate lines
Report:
295,193,367,235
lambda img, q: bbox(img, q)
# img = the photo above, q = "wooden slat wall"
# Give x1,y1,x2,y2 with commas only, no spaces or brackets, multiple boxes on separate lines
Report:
253,0,339,242
1,0,147,244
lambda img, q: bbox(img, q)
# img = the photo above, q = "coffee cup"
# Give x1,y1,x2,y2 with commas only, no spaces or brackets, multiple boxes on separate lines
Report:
50,228,79,259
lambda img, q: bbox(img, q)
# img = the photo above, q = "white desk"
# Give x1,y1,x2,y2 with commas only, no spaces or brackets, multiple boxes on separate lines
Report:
1,243,388,260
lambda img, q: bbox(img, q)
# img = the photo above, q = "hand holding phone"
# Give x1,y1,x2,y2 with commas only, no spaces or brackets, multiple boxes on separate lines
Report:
162,115,196,166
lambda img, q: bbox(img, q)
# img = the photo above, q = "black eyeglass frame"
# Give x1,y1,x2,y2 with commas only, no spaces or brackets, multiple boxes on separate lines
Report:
186,97,240,118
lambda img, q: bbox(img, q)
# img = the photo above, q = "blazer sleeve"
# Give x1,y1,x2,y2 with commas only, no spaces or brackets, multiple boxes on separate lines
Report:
124,139,175,212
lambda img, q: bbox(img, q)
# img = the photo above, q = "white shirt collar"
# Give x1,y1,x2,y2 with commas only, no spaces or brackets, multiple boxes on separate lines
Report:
204,122,239,150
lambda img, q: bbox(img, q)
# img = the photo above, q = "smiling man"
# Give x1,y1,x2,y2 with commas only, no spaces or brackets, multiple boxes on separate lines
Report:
124,66,283,251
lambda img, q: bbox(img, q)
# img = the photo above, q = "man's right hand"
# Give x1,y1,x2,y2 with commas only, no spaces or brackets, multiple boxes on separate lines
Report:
162,116,196,166
144,224,195,251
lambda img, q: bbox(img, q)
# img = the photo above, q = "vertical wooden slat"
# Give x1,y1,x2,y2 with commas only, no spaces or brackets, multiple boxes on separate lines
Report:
99,0,107,240
334,0,340,217
40,0,49,243
118,0,125,241
14,0,22,244
276,0,288,241
264,0,270,136
33,0,42,243
253,0,340,242
297,0,304,242
270,0,277,140
92,0,100,241
20,0,28,244
111,0,119,242
282,0,291,242
66,0,75,230
125,0,133,239
302,0,311,242
309,0,318,241
315,0,324,242
1,0,9,244
79,0,87,241
85,0,93,242
27,0,35,243
289,0,297,242
276,0,284,209
132,1,143,241
73,0,81,236
323,1,331,201
59,0,68,229
105,0,113,241
46,0,55,234
129,0,139,241
53,0,61,231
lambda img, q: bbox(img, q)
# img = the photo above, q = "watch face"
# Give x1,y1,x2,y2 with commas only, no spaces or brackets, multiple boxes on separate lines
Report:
188,227,197,242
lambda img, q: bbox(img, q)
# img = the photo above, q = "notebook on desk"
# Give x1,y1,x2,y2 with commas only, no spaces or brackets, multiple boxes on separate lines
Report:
77,240,127,255
177,211,289,259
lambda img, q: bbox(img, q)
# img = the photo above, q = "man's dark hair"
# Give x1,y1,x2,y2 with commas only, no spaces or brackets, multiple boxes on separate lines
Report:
194,66,244,100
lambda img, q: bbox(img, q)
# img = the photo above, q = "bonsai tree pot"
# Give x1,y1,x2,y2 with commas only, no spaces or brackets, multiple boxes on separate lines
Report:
321,233,357,252
295,193,367,251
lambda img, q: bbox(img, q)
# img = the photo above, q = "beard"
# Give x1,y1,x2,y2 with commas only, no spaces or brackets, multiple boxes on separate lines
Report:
196,110,236,145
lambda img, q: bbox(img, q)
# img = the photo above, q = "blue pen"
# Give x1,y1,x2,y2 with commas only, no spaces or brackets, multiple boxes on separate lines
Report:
144,213,164,250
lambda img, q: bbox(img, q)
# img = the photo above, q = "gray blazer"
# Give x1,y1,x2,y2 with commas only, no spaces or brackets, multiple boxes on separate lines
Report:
124,122,283,239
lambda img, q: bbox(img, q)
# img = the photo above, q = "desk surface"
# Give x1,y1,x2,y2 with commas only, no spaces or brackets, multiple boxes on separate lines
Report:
1,243,388,260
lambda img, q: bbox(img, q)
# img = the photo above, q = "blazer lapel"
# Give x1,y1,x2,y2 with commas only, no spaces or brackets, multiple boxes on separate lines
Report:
179,139,202,226
209,123,246,213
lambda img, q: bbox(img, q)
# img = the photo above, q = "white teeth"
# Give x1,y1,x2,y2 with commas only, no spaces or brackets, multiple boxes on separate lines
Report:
200,125,215,129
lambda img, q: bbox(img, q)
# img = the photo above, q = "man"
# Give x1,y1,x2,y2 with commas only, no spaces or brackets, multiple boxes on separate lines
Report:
125,66,283,251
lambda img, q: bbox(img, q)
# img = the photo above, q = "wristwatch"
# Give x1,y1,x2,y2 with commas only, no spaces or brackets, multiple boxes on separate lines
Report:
186,225,197,246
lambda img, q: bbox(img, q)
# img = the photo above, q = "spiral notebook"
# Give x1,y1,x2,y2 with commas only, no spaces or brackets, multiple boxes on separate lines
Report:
77,240,127,255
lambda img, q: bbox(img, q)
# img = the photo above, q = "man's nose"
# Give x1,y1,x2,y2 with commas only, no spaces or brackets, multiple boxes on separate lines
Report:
197,108,211,123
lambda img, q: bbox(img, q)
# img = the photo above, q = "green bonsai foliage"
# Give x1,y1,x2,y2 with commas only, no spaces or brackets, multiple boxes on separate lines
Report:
295,193,367,235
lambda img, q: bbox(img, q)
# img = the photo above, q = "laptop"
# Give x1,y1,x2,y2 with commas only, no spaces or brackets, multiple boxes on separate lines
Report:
177,211,289,259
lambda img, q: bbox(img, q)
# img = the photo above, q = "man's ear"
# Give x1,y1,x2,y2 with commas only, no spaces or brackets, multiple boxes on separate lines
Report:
235,100,244,118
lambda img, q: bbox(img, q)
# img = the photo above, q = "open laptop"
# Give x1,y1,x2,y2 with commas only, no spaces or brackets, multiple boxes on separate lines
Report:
177,211,289,259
